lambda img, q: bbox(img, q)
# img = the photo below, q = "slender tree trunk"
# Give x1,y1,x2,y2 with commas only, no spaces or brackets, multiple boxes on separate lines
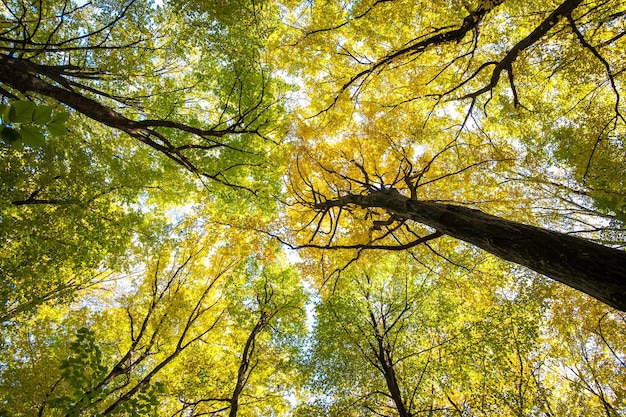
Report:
229,313,268,417
317,191,626,311
375,341,411,417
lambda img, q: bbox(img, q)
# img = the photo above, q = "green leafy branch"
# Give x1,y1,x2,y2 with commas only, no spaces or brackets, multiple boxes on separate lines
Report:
0,100,68,148
48,327,164,416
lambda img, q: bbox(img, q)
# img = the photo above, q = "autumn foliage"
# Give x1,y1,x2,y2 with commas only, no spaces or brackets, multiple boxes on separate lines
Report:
1,0,625,415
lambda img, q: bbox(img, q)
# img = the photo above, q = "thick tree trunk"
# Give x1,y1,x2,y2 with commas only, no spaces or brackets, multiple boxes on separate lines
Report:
317,191,626,311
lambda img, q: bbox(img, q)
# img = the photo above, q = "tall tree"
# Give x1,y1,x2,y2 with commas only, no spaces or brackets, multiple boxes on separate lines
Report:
295,252,561,417
0,0,288,319
300,182,626,310
0,0,284,182
0,229,306,416
276,0,626,310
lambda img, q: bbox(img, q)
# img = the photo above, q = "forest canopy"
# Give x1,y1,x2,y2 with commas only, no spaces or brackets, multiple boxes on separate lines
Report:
1,0,625,416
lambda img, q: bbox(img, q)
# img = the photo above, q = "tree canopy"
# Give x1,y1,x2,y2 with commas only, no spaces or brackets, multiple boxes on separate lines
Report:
1,0,625,415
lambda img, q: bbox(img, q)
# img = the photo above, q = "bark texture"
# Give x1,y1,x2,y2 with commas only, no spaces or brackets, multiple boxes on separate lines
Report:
317,190,626,311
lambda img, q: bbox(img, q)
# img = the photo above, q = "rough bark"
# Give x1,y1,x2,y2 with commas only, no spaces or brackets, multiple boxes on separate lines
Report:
316,190,626,311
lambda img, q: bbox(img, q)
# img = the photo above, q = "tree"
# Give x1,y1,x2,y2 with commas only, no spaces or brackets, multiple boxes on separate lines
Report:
1,1,626,416
0,0,287,319
540,293,626,416
296,252,562,417
0,229,306,416
0,0,284,183
298,184,626,310
277,0,626,310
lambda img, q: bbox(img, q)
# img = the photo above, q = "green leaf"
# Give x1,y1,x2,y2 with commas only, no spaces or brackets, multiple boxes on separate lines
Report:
47,120,68,137
1,127,21,143
32,105,53,124
47,111,69,136
2,106,10,123
8,100,36,123
20,126,46,148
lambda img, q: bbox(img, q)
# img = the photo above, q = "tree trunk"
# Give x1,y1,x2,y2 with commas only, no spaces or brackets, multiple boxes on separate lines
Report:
229,313,268,417
317,191,626,311
376,341,411,417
